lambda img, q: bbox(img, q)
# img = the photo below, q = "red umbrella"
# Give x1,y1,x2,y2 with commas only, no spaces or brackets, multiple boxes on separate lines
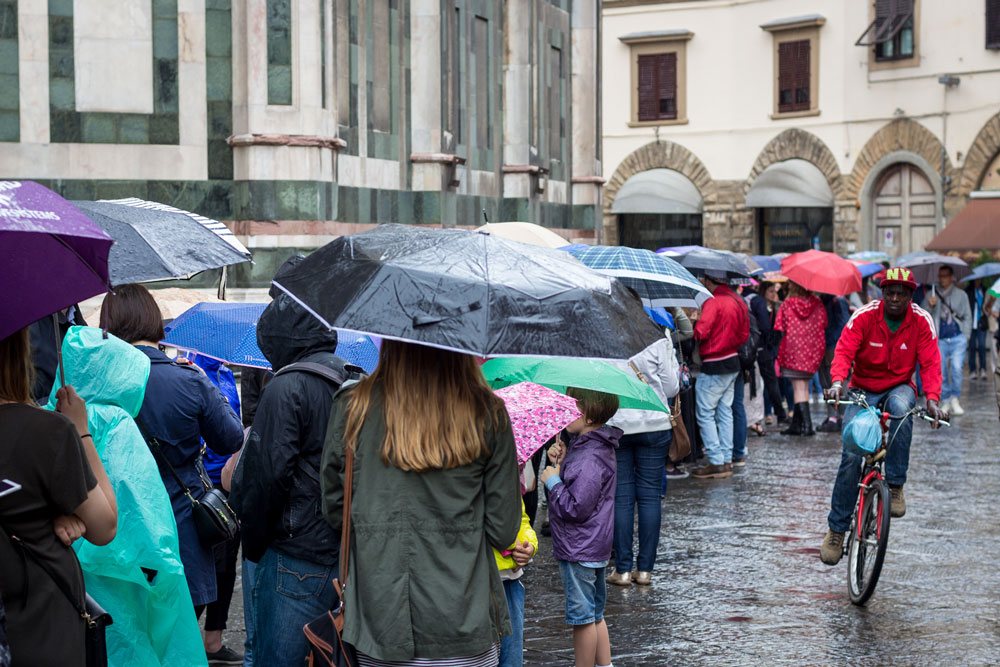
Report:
780,250,862,296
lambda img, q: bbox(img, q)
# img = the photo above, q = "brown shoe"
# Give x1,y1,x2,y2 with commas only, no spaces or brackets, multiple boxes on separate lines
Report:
690,463,733,479
633,571,652,586
889,485,906,518
606,571,632,587
820,530,845,565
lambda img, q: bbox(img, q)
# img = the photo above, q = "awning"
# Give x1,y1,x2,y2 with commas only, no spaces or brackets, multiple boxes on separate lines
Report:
926,194,1000,252
611,168,703,215
746,158,834,208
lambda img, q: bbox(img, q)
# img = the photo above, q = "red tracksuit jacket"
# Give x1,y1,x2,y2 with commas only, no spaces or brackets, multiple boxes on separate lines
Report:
830,300,942,402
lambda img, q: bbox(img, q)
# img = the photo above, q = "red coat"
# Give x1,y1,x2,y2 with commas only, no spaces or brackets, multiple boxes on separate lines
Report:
830,300,942,402
693,284,749,362
775,295,827,374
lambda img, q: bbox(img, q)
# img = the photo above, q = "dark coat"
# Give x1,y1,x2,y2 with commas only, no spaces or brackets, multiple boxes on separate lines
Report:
135,346,243,606
230,285,348,566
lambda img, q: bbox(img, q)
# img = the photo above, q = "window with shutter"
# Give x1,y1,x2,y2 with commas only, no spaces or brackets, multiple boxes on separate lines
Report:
988,0,1000,49
778,39,810,113
636,52,677,122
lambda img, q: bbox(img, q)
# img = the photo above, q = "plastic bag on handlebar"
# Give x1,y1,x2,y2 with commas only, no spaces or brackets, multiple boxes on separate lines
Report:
842,406,882,456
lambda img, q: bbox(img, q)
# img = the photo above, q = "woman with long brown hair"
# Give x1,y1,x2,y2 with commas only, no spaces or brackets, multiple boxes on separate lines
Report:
0,326,117,666
321,339,521,666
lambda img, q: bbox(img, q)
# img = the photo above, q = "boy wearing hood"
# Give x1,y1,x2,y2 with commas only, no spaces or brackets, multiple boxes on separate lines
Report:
230,257,360,667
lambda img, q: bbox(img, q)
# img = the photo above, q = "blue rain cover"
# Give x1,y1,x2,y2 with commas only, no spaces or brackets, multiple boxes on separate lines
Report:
842,406,882,456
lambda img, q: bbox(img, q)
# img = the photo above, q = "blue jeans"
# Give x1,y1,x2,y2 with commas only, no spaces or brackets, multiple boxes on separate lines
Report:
939,335,967,400
614,430,670,573
242,558,256,666
695,372,737,465
827,385,915,532
558,561,607,626
969,329,988,373
498,579,525,667
731,372,747,461
252,549,339,667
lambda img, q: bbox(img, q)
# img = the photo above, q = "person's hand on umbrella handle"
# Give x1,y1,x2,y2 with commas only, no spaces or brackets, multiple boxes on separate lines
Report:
539,464,560,486
56,385,89,437
548,440,565,466
927,292,938,307
511,540,535,567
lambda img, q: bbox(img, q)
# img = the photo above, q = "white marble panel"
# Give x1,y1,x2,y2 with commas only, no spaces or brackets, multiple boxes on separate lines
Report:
74,0,153,113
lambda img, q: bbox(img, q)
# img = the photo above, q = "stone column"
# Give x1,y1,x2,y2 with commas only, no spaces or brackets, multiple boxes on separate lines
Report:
501,1,534,200
409,0,447,192
570,0,602,221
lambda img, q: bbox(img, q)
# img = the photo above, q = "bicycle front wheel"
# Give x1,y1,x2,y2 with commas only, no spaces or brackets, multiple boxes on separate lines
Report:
847,477,891,605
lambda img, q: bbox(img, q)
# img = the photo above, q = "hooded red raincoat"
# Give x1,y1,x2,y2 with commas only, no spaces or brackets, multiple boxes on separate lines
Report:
775,294,827,374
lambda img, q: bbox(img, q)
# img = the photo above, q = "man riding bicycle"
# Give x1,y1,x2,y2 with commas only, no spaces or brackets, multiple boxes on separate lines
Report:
820,267,945,565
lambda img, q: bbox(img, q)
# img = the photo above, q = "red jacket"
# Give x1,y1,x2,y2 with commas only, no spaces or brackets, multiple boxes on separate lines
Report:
830,300,942,402
694,285,749,362
775,295,827,374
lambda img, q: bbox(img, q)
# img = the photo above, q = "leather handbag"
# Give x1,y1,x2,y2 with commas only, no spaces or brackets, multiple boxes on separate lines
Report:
304,438,357,667
0,527,112,667
136,419,239,547
668,393,692,463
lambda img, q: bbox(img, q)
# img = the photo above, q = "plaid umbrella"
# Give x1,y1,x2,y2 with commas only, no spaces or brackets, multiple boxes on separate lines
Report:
560,244,711,307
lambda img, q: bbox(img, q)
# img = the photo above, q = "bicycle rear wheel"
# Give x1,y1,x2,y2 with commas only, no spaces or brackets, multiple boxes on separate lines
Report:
847,477,891,605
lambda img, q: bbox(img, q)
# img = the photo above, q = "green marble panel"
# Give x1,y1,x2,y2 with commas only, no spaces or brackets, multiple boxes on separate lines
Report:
266,0,292,105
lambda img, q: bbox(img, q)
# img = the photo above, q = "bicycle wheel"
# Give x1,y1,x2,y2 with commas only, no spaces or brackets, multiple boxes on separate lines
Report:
847,477,891,605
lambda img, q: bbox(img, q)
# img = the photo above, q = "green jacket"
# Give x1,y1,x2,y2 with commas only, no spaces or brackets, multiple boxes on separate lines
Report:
320,385,521,662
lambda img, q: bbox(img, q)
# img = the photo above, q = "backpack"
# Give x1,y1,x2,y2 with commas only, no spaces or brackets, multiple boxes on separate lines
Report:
735,294,761,373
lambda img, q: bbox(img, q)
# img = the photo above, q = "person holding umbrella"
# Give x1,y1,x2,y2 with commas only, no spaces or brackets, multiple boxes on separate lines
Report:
922,266,972,415
774,282,827,436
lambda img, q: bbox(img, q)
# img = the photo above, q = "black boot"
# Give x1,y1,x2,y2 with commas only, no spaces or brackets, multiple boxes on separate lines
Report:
800,402,815,436
781,404,803,435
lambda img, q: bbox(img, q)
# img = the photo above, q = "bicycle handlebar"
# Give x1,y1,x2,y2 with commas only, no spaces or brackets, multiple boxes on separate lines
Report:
824,396,951,427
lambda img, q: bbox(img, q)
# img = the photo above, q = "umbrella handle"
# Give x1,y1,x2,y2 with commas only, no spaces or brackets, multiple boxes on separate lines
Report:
53,312,66,390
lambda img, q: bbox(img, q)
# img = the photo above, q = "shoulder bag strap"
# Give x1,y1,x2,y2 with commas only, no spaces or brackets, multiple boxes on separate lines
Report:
134,418,196,500
339,440,354,585
0,525,91,625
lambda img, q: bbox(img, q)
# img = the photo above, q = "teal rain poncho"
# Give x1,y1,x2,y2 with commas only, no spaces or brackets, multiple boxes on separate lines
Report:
48,326,206,667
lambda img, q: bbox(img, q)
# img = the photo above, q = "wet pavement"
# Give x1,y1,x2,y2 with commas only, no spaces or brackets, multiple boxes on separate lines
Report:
224,379,1000,666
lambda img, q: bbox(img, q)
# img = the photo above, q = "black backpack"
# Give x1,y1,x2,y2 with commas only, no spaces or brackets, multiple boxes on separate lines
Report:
735,294,761,373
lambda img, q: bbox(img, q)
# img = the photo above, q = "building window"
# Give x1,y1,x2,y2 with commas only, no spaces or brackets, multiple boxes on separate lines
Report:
621,30,691,126
988,0,1000,49
777,40,810,113
761,16,823,118
856,0,917,65
637,53,677,122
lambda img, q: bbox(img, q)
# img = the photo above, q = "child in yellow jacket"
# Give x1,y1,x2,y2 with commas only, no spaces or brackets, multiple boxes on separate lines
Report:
494,499,538,667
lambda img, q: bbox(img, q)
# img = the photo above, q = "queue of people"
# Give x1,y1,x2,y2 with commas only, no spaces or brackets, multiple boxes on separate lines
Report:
0,246,994,667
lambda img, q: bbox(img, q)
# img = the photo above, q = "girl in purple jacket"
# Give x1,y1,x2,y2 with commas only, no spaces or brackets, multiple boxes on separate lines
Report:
540,388,621,667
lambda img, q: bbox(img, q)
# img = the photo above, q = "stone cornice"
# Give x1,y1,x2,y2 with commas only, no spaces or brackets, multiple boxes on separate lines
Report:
227,134,347,150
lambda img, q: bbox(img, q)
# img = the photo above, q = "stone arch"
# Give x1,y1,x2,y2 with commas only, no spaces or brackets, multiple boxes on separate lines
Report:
847,118,953,201
603,140,716,216
745,128,845,201
959,111,1000,196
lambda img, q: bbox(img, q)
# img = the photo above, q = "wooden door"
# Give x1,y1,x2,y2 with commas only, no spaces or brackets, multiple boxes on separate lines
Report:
873,164,938,256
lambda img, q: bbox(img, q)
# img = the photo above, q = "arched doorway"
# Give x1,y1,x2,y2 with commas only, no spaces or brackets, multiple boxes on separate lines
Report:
871,164,938,256
746,158,835,254
612,168,704,250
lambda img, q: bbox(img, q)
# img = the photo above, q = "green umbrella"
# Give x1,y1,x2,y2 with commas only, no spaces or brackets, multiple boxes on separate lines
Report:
481,357,668,413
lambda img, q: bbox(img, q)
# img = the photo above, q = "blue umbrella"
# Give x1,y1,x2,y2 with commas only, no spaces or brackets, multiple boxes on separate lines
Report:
960,262,1000,283
854,262,884,279
848,250,891,263
643,306,674,328
162,302,381,373
752,255,781,273
560,244,712,307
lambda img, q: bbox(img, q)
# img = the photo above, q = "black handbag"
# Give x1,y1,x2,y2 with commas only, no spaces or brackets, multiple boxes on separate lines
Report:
136,419,239,547
0,527,112,667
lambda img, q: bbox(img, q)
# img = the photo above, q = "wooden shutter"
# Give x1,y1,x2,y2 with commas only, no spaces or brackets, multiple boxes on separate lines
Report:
988,0,1000,48
637,54,658,121
657,53,677,119
778,40,810,113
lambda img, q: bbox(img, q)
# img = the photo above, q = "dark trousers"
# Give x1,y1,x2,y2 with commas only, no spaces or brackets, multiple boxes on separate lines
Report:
970,329,988,373
758,348,786,419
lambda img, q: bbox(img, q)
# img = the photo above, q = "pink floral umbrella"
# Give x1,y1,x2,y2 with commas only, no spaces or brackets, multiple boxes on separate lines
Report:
494,382,581,464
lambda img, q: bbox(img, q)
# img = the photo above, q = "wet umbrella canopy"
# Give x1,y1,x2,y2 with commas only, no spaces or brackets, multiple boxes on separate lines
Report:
271,224,663,360
72,198,251,286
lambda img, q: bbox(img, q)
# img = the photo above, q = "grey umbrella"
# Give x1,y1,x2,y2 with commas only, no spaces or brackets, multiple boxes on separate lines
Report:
895,251,970,285
72,198,251,286
676,248,753,283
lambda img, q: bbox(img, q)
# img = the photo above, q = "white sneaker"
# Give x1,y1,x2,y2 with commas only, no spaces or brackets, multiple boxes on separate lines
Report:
950,397,965,416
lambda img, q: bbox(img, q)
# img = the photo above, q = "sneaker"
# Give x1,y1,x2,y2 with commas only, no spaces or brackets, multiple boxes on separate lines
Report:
820,530,846,565
606,571,632,586
949,397,965,416
207,645,244,666
633,571,652,586
690,463,733,479
665,464,689,479
889,485,906,518
732,456,747,468
980,369,989,380
816,417,841,433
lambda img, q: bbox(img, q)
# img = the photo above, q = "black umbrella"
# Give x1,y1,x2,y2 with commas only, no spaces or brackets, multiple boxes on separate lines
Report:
72,198,251,286
271,224,663,359
676,248,753,283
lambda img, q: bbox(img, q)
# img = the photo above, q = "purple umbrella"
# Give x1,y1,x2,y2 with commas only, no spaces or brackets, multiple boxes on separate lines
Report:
0,181,112,341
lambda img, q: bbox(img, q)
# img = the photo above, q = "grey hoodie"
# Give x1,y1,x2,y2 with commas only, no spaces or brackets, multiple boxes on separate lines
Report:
922,284,972,340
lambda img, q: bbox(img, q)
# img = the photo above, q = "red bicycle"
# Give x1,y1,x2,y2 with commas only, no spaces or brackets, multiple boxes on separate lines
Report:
828,391,949,605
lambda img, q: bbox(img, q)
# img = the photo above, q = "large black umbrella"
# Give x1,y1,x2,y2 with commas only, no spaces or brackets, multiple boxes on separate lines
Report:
72,198,251,286
271,224,663,359
676,248,753,283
